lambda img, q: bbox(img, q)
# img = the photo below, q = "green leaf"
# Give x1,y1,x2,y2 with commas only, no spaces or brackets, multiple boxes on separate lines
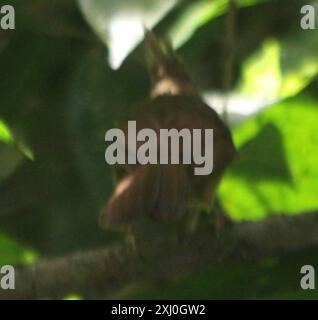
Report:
63,295,82,300
0,120,22,182
239,39,282,101
0,119,14,145
238,18,318,101
16,142,35,161
0,233,38,265
218,91,318,221
169,0,268,49
0,119,34,182
230,123,292,183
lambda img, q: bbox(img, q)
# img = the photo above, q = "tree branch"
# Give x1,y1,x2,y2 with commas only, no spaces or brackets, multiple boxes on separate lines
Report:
1,211,318,300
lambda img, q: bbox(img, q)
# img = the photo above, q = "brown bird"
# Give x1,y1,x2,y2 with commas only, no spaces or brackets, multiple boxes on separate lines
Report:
99,30,236,233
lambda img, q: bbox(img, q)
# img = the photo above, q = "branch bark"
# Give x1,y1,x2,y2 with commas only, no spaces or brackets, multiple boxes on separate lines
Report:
1,211,318,300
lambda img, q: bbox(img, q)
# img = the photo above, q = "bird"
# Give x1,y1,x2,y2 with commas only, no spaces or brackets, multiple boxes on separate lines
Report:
99,29,237,235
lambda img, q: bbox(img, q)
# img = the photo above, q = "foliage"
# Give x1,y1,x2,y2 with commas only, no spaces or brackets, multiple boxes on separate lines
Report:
219,91,318,220
0,234,37,266
0,0,317,299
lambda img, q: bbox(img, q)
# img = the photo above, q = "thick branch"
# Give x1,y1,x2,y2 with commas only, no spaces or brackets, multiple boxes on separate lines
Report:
1,211,318,300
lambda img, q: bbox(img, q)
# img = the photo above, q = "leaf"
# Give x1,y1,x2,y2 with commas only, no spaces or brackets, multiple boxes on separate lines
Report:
239,39,282,101
0,119,34,182
169,0,268,49
77,0,179,69
0,233,38,265
280,24,318,98
238,13,318,102
231,123,292,183
0,119,14,145
63,295,82,300
218,91,318,221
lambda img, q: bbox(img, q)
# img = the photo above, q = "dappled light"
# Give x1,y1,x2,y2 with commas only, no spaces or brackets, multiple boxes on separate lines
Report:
0,0,318,301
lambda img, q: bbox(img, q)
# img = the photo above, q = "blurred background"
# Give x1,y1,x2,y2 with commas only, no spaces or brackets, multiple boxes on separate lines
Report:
1,0,318,299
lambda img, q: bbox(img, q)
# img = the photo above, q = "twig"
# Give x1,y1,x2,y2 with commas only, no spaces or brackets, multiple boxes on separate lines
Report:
1,211,318,299
223,0,237,123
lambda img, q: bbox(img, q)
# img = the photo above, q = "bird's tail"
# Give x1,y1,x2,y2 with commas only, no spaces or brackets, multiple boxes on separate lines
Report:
144,29,198,97
99,164,190,230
